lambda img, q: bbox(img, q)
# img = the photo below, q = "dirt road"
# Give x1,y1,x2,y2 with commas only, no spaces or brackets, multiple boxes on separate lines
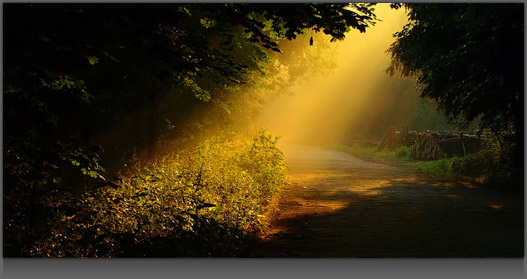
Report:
250,144,523,257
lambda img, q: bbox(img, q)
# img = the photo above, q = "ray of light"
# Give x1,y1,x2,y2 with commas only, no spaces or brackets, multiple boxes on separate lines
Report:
254,4,418,146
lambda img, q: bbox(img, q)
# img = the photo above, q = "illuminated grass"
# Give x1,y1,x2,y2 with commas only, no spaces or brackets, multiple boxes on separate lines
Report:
336,143,522,192
335,143,479,179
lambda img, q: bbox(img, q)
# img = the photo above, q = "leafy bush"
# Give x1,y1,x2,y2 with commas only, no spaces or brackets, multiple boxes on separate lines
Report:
4,130,287,257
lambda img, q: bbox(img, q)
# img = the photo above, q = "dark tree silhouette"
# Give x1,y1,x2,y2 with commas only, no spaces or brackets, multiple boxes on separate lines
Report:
387,3,524,164
3,3,378,193
4,4,382,257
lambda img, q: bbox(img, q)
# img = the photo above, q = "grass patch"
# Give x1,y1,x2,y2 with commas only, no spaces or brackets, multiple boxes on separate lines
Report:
408,157,459,178
335,143,523,192
334,143,412,163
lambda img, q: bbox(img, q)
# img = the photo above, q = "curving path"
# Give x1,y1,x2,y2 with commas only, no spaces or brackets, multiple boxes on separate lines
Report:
250,144,524,257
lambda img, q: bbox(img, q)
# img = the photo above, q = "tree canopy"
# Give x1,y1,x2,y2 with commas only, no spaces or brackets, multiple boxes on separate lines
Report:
3,3,378,193
387,3,524,160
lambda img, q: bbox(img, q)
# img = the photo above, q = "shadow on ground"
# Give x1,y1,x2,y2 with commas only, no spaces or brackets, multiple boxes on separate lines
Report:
250,145,524,257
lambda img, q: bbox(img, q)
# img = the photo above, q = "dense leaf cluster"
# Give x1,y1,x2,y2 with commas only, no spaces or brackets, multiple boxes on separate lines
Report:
387,4,524,161
4,3,377,194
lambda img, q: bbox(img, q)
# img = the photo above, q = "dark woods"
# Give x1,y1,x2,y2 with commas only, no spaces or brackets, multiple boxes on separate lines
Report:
3,3,376,193
3,3,377,257
387,3,524,168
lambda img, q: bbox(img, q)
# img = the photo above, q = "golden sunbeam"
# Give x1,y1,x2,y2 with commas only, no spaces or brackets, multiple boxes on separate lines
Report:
255,4,417,145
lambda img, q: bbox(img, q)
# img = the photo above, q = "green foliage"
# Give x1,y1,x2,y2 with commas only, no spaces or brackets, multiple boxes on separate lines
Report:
409,157,458,178
406,151,522,191
394,146,411,160
335,144,411,163
387,4,524,160
4,3,378,195
262,32,339,93
3,131,287,257
405,98,458,132
238,130,287,192
338,142,523,192
4,3,381,257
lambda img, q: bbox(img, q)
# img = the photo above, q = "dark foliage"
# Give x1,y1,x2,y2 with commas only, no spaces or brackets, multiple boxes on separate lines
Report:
4,3,377,257
4,3,377,193
387,4,524,165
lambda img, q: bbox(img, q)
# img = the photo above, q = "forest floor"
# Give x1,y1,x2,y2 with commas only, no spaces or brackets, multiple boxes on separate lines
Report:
249,144,524,257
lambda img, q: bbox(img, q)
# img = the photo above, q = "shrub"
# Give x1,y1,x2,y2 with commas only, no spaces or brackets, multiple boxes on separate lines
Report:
4,130,287,257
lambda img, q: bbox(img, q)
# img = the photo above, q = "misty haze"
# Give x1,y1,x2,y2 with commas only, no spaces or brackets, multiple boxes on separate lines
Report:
3,3,523,260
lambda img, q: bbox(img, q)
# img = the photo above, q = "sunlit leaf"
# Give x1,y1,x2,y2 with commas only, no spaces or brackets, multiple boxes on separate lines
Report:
86,56,99,65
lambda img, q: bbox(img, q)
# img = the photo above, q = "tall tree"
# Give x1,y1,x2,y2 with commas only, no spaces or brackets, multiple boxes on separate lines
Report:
387,3,524,163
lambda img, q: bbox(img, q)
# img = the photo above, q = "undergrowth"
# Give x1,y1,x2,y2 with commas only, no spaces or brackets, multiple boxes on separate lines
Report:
336,143,523,192
4,130,287,257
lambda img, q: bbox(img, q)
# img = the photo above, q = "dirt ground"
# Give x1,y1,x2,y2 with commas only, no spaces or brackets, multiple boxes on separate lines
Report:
249,144,524,257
